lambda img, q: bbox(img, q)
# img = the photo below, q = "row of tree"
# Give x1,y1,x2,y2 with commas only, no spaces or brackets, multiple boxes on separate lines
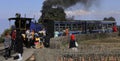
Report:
103,17,116,21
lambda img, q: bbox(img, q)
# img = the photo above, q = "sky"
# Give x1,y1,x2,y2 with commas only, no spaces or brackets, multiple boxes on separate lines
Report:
0,0,120,34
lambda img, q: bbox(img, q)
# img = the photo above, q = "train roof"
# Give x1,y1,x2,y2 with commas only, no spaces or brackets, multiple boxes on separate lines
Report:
101,21,116,24
8,17,33,21
53,20,116,22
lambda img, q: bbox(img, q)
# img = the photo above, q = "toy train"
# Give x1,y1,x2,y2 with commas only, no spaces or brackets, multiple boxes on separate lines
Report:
8,13,43,33
8,14,116,37
43,19,116,37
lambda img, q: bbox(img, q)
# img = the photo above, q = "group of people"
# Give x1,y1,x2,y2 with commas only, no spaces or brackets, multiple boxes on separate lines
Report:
3,25,117,60
24,28,50,48
54,28,69,37
3,30,23,60
100,24,118,33
3,28,50,60
54,28,78,49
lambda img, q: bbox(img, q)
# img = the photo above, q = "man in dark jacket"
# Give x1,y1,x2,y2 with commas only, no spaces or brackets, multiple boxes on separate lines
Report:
44,33,50,48
15,31,23,60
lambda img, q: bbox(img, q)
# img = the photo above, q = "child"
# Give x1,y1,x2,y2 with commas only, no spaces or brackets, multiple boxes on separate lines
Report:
4,32,12,60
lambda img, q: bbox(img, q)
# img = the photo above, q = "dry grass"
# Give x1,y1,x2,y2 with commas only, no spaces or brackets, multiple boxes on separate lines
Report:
80,36,120,44
34,36,120,61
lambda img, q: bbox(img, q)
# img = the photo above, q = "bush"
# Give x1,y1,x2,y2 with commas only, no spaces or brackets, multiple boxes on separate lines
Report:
0,37,4,43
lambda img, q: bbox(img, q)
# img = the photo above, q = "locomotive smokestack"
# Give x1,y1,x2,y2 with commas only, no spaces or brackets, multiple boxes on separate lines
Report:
15,13,21,18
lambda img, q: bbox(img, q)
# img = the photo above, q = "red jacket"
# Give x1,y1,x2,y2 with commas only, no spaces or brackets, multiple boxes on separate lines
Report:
70,34,75,41
112,25,117,32
11,31,16,40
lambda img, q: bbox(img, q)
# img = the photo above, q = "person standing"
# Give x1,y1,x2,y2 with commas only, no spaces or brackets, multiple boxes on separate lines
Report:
30,29,35,48
11,29,16,51
25,29,31,48
4,32,12,60
15,31,23,61
54,31,59,37
112,25,118,32
38,28,46,42
69,33,78,51
69,33,76,48
44,33,50,48
62,30,66,36
65,28,69,36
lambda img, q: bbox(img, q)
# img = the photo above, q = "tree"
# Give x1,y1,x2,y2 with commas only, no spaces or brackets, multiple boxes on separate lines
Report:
103,17,115,21
38,1,66,23
38,7,66,23
1,28,11,37
108,17,115,21
103,17,108,20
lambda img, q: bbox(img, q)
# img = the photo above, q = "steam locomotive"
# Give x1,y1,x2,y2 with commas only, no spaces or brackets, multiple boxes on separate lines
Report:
8,13,43,33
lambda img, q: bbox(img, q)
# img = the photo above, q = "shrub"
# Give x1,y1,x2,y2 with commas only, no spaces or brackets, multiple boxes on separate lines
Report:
0,37,4,43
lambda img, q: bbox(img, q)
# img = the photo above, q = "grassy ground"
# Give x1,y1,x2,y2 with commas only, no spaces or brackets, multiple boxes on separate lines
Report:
77,36,120,51
80,37,120,44
27,37,120,61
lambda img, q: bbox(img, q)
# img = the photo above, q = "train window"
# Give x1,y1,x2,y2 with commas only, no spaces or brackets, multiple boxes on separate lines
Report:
60,24,65,26
55,24,58,26
55,27,59,31
68,27,71,30
67,24,71,27
73,24,76,26
26,20,30,24
26,20,30,29
63,27,65,29
108,24,112,26
59,27,63,31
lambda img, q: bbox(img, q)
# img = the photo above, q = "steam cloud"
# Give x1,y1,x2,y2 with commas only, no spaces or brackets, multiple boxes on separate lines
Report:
43,0,98,9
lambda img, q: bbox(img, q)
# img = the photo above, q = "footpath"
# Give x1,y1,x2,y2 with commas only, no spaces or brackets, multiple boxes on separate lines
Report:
0,44,36,61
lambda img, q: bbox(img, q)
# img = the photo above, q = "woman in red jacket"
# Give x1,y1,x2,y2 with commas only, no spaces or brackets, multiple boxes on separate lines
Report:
69,34,76,48
112,25,118,32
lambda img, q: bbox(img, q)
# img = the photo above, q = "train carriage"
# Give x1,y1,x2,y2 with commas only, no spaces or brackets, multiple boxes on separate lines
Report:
43,20,116,37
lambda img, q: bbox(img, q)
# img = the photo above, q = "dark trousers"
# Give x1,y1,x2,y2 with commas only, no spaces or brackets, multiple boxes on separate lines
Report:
25,38,31,48
4,48,11,58
30,39,35,47
23,39,28,48
69,40,76,48
11,40,16,51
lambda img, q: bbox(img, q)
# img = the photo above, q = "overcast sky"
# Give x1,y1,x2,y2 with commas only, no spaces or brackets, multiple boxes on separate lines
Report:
0,0,120,34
